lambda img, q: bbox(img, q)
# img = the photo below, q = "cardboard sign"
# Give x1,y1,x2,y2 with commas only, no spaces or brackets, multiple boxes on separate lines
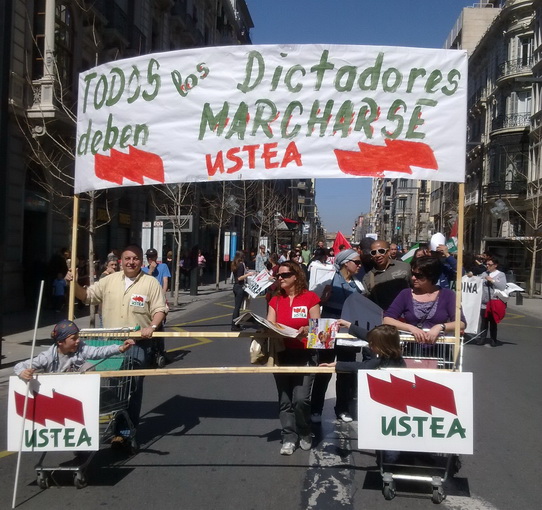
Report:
357,370,473,454
75,44,467,192
8,375,101,452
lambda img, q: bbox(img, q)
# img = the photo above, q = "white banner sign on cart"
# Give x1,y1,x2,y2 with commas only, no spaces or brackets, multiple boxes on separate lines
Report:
7,375,101,452
461,275,483,334
357,370,473,455
74,44,467,193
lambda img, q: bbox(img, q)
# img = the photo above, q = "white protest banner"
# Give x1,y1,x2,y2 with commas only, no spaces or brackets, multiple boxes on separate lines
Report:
75,44,467,193
357,370,473,455
245,269,274,298
8,375,101,452
461,275,483,334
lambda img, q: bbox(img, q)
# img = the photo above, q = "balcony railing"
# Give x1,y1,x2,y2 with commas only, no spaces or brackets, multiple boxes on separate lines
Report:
491,113,531,131
498,56,533,79
485,181,527,196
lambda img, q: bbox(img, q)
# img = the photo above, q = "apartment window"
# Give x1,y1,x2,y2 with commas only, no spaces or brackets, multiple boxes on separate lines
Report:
55,4,74,91
32,0,46,80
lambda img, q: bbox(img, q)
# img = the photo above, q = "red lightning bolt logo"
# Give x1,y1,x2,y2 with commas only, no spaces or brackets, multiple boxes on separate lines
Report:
367,374,457,415
94,145,165,186
334,139,438,177
14,390,85,426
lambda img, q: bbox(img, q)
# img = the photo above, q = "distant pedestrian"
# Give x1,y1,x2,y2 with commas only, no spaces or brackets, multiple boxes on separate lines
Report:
52,272,67,312
255,244,269,272
477,257,507,347
142,248,171,295
230,251,255,331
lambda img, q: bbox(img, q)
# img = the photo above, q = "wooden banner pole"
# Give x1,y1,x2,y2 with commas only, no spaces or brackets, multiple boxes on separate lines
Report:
68,194,79,321
454,182,465,364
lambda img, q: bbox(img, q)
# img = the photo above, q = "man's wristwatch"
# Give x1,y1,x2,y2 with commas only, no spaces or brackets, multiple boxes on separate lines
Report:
440,323,446,332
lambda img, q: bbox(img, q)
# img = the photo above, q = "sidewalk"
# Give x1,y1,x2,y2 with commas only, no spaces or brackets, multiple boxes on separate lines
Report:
0,281,233,378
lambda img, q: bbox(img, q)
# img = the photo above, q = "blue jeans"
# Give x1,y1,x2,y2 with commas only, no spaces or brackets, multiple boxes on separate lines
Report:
273,349,315,443
115,341,152,438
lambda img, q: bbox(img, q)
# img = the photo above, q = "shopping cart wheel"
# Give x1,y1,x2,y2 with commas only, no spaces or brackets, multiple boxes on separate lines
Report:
431,486,445,504
155,353,167,368
37,471,50,490
382,483,396,500
74,472,87,489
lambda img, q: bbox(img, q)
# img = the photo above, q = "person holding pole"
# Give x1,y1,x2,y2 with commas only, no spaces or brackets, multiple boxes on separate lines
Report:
14,319,134,380
267,260,320,456
66,244,167,448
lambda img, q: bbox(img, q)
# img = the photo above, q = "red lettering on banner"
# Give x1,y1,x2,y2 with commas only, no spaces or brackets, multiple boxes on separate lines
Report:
205,141,302,176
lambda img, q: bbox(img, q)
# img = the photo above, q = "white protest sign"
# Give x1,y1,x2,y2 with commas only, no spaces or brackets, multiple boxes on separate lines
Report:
461,275,483,334
8,375,101,452
357,370,473,455
75,44,467,193
245,269,274,298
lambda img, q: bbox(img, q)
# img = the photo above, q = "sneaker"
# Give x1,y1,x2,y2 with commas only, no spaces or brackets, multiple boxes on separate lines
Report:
338,412,353,423
299,435,313,451
280,442,296,455
310,413,322,424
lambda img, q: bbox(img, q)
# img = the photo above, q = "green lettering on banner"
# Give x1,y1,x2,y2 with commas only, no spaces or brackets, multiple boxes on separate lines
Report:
406,68,427,93
24,430,37,448
447,418,467,439
382,67,402,93
334,66,356,92
411,416,428,436
77,115,149,156
430,417,446,438
142,58,161,101
105,68,125,107
310,50,335,91
281,101,303,139
251,99,278,138
77,428,92,447
226,102,249,139
381,416,396,435
199,102,229,140
237,50,265,93
354,98,378,138
425,70,443,94
127,65,142,104
357,52,384,91
442,69,461,96
284,65,306,93
307,100,334,136
382,99,407,139
50,428,62,448
397,416,411,436
64,428,76,447
333,101,354,137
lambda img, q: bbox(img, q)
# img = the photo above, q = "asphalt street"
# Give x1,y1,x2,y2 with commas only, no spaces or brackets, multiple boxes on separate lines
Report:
0,290,541,509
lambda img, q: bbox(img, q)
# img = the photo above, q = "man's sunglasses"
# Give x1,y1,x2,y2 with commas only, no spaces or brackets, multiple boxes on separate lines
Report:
370,248,388,256
277,272,294,279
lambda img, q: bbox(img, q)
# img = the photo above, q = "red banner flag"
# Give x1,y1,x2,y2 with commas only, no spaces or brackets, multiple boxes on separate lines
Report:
333,231,352,254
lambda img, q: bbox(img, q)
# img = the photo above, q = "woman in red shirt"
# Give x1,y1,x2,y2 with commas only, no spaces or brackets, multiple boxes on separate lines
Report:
267,261,320,455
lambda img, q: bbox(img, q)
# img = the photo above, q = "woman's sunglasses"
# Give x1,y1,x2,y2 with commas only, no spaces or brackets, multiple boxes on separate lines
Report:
348,259,362,266
411,271,426,280
370,248,388,256
277,272,294,279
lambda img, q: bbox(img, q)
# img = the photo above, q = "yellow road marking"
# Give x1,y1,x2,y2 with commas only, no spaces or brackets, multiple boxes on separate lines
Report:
167,326,214,351
171,313,231,327
0,451,14,459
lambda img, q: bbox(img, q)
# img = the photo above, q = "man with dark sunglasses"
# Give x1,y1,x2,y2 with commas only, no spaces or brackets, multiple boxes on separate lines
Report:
362,240,411,311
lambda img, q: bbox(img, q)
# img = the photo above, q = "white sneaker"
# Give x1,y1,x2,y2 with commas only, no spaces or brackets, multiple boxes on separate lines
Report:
299,435,313,451
338,412,353,423
311,413,322,424
280,442,296,455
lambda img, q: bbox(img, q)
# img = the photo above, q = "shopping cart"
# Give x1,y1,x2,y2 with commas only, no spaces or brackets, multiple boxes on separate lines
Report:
35,338,136,489
377,333,463,504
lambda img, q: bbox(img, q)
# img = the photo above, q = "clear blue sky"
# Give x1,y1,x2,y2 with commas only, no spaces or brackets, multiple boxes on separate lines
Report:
246,0,476,234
